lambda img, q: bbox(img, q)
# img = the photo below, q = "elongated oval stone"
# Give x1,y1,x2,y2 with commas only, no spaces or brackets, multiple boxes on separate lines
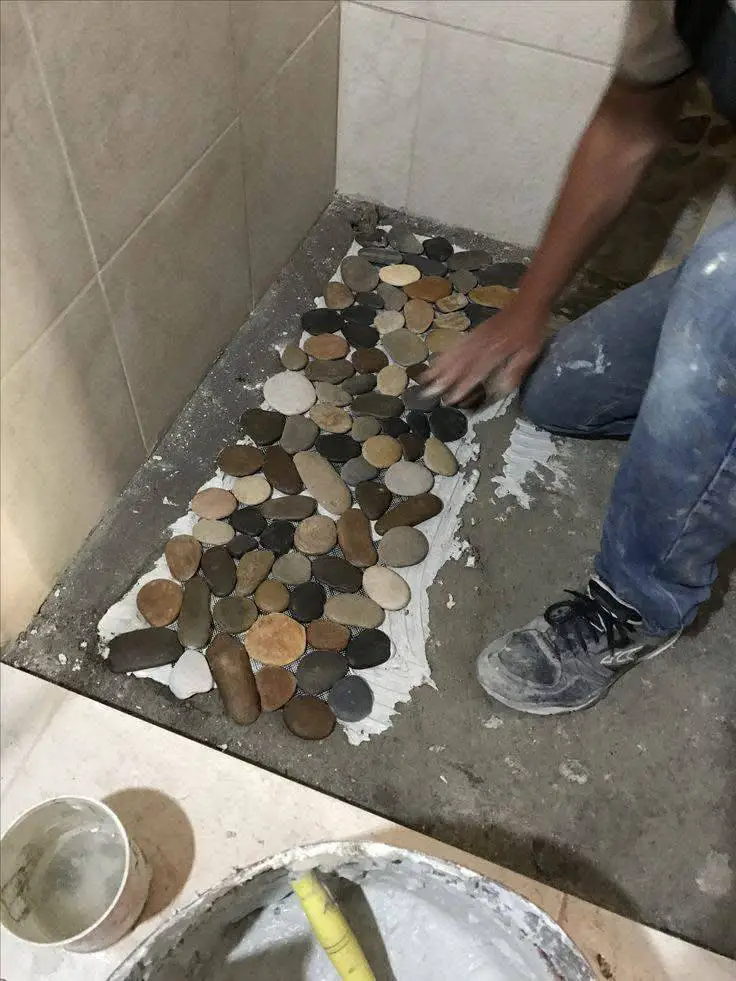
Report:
207,633,260,725
307,619,351,652
261,495,317,521
192,518,234,546
351,394,403,419
235,550,275,595
177,577,212,649
324,594,385,629
165,535,201,581
217,444,264,477
337,508,377,568
263,446,303,495
293,451,351,516
200,546,237,597
108,627,183,673
374,493,443,534
363,566,411,610
191,487,237,519
296,650,348,695
312,556,363,593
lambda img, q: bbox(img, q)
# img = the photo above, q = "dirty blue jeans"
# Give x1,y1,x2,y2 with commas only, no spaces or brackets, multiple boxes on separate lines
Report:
521,220,736,635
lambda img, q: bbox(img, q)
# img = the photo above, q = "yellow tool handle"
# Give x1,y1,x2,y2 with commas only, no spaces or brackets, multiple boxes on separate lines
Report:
291,871,377,980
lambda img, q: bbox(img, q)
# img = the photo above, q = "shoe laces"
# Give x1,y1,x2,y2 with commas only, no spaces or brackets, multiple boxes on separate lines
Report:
543,589,637,656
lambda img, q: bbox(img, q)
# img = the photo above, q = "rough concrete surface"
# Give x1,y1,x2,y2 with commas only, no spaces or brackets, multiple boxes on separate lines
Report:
3,198,735,958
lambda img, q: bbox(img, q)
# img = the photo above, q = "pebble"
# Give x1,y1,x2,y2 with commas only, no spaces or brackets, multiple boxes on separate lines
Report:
294,514,338,555
169,650,213,700
304,359,354,384
404,298,434,333
351,393,403,419
245,612,306,666
402,254,447,277
377,282,407,310
108,626,183,673
293,451,351,515
403,276,451,302
230,507,266,536
406,363,428,382
398,432,425,461
402,386,439,412
355,226,387,248
301,308,342,335
136,578,183,627
307,619,350,652
289,581,327,622
263,446,303,495
341,456,378,486
342,305,377,328
213,595,257,634
315,381,351,406
310,403,352,434
375,493,442,534
346,629,391,669
260,520,295,556
227,533,256,559
352,348,388,374
373,310,404,335
377,364,407,395
388,224,421,253
363,566,411,610
165,535,202,581
328,676,374,723
341,255,379,292
381,416,410,437
283,697,336,740
324,594,384,629
469,284,516,308
355,290,384,309
240,407,285,445
430,406,468,442
192,518,234,546
255,665,296,711
254,579,290,613
465,301,491,327
272,551,312,585
427,328,462,354
177,578,212,649
355,480,392,520
263,371,316,415
281,343,308,370
235,550,275,595
422,236,453,261
342,373,376,395
362,434,402,468
304,334,349,360
476,261,526,287
447,249,491,271
406,410,430,438
358,246,402,266
312,555,363,593
201,546,237,596
424,436,459,476
378,264,421,287
315,433,362,463
384,460,434,496
434,311,470,331
232,474,272,506
382,329,427,367
207,633,260,724
337,508,377,568
342,321,379,350
450,268,477,292
280,415,318,454
217,444,264,477
436,292,469,313
324,281,354,309
261,495,316,521
296,650,348,695
350,415,381,442
377,526,429,567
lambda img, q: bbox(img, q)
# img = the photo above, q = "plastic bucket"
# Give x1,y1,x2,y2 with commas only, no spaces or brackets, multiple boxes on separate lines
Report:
0,795,150,953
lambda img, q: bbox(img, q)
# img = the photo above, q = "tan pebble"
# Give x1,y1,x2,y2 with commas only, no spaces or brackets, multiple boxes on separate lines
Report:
254,580,290,613
324,594,384,629
281,343,308,371
235,550,275,595
165,535,202,580
136,579,183,627
190,487,237,519
304,334,349,360
469,284,517,307
377,364,408,396
378,264,421,287
404,298,434,333
362,435,402,468
255,665,297,711
192,518,234,545
435,293,468,313
245,613,306,666
424,436,459,476
294,514,337,555
427,329,463,355
232,474,272,505
315,381,351,407
434,311,470,331
336,508,377,568
309,403,352,433
373,310,404,334
207,634,260,724
293,451,352,515
403,276,452,302
324,281,354,310
363,566,411,611
306,619,351,652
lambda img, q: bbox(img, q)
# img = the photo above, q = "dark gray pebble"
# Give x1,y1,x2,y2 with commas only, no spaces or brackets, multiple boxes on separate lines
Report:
109,627,183,673
328,676,374,722
430,406,468,442
200,546,237,597
423,236,453,262
289,581,326,622
260,520,295,556
312,555,363,593
346,629,391,669
230,507,266,536
315,434,362,462
296,651,348,695
240,408,285,445
406,410,430,438
302,308,343,335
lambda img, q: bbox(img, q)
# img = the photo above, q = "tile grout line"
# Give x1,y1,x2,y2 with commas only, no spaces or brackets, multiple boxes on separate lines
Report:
349,0,617,70
17,0,148,452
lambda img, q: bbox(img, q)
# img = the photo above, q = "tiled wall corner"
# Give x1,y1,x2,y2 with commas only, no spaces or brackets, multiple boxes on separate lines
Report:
240,4,339,300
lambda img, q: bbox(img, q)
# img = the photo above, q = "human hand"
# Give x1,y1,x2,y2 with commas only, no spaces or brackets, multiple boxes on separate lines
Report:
421,305,548,404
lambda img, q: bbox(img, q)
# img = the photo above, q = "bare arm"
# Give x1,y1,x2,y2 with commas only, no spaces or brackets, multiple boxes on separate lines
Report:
425,76,692,404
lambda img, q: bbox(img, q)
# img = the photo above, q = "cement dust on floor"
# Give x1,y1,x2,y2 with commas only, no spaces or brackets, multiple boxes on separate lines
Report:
3,197,735,958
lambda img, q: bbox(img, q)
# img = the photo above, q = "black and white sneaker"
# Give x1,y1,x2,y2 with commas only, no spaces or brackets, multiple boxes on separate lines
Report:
477,577,681,715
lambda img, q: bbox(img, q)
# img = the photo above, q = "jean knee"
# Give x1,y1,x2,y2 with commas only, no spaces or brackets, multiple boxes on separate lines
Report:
520,364,571,434
679,220,736,292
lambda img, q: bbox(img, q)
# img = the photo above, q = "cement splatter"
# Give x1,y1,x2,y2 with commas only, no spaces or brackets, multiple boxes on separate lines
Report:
695,850,733,897
492,419,568,509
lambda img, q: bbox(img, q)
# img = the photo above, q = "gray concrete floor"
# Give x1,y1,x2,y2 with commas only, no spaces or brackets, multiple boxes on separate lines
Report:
4,197,735,957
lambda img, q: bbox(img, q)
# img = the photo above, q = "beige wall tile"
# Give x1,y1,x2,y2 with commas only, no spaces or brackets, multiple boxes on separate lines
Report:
0,283,145,644
25,0,237,265
408,23,610,246
242,7,338,300
102,125,251,449
337,2,426,208
0,0,94,376
231,0,335,105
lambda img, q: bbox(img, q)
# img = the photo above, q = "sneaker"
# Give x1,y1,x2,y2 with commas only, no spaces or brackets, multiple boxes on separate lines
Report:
476,577,681,715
